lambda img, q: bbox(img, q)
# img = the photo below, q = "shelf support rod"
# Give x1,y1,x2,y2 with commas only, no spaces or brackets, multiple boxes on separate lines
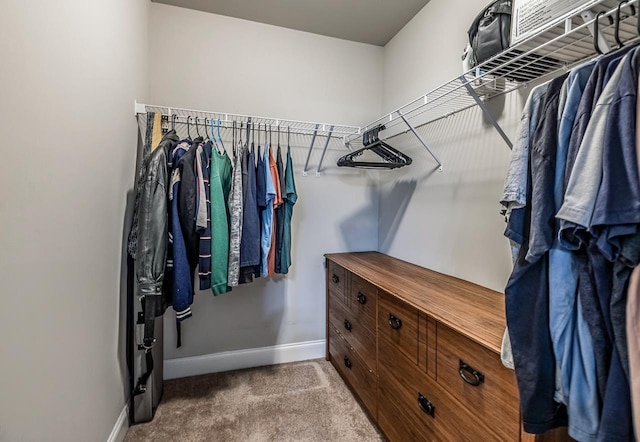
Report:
458,76,513,149
396,109,443,172
303,124,320,176
316,126,334,176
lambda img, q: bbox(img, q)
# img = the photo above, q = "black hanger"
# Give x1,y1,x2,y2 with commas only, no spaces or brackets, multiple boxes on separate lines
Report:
186,116,192,139
337,125,412,169
172,114,177,131
615,1,636,47
193,117,204,143
594,11,615,54
232,121,237,159
288,127,290,147
204,117,210,140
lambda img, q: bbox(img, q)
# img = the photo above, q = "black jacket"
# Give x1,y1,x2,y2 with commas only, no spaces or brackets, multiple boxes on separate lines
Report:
135,130,179,313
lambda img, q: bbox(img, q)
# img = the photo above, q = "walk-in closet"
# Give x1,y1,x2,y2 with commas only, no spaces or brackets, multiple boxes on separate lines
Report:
3,0,640,441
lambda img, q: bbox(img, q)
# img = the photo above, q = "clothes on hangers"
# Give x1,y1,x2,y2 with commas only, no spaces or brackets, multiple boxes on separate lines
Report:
178,138,202,279
267,145,283,277
274,144,286,274
130,117,300,350
227,142,244,287
260,145,276,277
239,143,261,284
280,144,298,274
128,112,158,258
503,42,640,442
198,141,213,289
210,148,232,295
168,141,195,328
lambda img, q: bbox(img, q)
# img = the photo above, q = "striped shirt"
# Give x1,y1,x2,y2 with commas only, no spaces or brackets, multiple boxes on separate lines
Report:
198,141,213,289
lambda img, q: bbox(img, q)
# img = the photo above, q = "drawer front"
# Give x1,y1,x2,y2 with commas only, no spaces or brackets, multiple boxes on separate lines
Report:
378,290,419,366
379,339,504,442
327,260,347,305
328,324,377,419
349,275,377,332
329,298,376,373
436,323,519,441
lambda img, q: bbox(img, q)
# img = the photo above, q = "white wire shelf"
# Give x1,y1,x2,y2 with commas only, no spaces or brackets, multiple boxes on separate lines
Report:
349,0,640,145
135,102,361,138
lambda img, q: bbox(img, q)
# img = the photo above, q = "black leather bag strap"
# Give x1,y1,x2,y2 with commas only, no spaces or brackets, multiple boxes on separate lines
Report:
134,295,157,396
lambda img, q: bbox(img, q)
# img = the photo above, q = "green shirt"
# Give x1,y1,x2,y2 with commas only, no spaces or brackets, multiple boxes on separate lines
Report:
210,150,233,295
280,145,298,274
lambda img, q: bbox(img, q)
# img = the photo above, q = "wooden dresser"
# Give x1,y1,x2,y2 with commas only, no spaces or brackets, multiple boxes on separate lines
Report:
325,252,569,442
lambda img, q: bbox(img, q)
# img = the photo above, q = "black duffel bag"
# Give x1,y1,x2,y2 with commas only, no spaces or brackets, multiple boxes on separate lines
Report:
468,0,512,66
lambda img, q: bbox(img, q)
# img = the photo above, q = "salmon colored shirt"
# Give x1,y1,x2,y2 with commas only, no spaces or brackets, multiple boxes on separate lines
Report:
267,146,283,275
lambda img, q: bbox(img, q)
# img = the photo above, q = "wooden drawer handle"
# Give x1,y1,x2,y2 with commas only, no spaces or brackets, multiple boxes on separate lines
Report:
331,274,340,284
344,319,352,332
356,292,367,305
388,314,402,330
344,357,352,369
417,393,435,417
459,359,485,386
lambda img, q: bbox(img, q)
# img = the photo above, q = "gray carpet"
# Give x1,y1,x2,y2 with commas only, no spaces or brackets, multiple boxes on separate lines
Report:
124,359,384,441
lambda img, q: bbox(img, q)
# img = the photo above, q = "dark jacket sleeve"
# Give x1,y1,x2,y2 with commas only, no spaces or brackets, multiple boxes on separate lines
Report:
135,152,169,297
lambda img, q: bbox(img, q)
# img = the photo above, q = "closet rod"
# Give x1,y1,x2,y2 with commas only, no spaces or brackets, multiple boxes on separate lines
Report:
135,101,361,137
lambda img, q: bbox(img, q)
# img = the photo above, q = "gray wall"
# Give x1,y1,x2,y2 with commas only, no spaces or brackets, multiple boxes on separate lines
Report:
149,4,383,359
0,1,149,441
378,0,520,292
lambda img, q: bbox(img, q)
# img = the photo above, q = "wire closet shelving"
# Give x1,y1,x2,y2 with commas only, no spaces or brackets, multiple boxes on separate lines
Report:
349,0,640,171
136,0,640,174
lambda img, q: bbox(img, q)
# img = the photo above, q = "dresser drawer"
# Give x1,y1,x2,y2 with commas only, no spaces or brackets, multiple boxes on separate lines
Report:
378,290,418,366
327,260,347,305
329,294,376,373
349,275,377,332
436,323,519,441
328,324,377,419
379,342,503,442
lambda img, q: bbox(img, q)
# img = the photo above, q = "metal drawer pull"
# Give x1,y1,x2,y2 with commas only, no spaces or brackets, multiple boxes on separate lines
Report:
344,357,352,369
459,359,485,386
344,319,352,332
357,292,367,305
388,314,402,330
331,274,339,284
417,393,435,417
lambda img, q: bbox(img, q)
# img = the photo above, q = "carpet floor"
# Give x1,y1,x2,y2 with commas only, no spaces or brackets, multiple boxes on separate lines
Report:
124,359,384,442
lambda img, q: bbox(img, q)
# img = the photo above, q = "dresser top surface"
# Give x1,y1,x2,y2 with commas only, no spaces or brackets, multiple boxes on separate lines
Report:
325,251,506,354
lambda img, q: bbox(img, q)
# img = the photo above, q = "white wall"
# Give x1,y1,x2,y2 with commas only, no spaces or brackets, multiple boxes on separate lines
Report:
0,1,149,441
149,4,383,359
378,0,521,292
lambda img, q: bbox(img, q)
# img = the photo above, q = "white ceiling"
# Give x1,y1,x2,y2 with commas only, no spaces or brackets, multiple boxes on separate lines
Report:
152,0,430,46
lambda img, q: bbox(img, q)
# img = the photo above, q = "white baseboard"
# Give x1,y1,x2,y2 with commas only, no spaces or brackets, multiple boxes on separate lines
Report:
107,404,128,442
164,339,326,380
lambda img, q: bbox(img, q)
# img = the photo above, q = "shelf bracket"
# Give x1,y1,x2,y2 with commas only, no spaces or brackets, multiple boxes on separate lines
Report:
396,110,443,172
316,125,334,176
303,124,320,176
459,76,513,149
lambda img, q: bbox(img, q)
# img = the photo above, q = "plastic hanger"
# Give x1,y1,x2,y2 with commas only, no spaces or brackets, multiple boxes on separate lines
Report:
593,11,614,54
615,1,636,48
186,116,192,140
217,119,225,152
210,118,220,153
337,125,412,169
